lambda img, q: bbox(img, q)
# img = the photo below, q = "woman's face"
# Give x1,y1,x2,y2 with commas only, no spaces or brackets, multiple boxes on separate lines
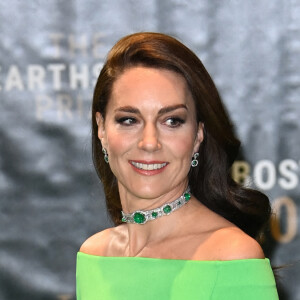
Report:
96,67,203,201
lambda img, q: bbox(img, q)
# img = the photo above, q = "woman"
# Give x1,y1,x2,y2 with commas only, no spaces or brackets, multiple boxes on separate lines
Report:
77,32,278,299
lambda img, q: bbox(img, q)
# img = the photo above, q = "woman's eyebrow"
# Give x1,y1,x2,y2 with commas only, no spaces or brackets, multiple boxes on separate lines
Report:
157,104,187,115
114,106,139,114
114,104,187,115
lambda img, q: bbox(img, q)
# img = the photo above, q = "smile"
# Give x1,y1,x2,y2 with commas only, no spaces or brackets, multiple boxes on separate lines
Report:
130,161,167,170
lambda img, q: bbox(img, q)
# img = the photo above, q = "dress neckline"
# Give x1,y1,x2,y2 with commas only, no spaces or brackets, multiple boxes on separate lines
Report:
78,251,270,263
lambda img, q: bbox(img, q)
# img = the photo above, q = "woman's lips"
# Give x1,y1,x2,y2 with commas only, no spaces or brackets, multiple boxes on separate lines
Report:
129,160,168,175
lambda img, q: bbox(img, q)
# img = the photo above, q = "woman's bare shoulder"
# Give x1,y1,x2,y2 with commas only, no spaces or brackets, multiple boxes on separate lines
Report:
193,225,265,261
79,225,127,256
79,228,112,256
215,226,264,260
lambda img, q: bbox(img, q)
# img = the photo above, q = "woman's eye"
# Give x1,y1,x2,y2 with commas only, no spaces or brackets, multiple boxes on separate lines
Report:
164,117,185,127
116,117,137,126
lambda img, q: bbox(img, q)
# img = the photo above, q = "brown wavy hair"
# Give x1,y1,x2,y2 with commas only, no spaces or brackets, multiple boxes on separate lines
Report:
92,32,271,238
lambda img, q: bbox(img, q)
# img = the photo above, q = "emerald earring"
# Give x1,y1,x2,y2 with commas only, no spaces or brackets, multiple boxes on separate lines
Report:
191,153,199,167
102,147,109,163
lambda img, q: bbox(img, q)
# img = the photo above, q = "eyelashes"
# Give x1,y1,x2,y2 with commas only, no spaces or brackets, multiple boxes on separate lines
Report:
164,117,185,127
115,117,137,126
115,116,185,128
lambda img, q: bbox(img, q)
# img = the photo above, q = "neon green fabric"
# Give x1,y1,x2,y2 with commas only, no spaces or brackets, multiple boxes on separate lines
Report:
76,252,278,299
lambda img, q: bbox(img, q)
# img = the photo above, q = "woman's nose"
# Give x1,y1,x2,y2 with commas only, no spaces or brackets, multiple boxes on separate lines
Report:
138,123,162,152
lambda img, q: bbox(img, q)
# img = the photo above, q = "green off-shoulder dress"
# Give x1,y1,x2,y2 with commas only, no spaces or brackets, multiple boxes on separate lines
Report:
76,252,278,300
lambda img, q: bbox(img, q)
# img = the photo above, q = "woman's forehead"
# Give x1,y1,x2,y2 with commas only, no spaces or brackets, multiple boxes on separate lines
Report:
108,66,194,111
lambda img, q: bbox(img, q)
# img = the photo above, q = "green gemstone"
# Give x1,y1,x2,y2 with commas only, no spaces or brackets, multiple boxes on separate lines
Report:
163,205,172,214
133,212,146,224
122,217,126,222
184,193,191,202
191,160,198,167
152,212,158,218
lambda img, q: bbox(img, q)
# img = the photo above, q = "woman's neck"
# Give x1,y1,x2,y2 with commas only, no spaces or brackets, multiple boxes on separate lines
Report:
118,183,192,257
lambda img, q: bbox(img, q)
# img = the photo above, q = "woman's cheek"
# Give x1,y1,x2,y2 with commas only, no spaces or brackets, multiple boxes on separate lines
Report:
167,133,195,156
107,131,135,156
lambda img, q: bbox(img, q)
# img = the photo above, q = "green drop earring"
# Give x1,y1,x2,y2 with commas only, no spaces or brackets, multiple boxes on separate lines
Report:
102,147,109,163
191,153,199,167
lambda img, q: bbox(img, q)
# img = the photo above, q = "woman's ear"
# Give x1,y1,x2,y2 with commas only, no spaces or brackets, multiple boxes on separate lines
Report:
95,112,108,148
193,122,204,154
